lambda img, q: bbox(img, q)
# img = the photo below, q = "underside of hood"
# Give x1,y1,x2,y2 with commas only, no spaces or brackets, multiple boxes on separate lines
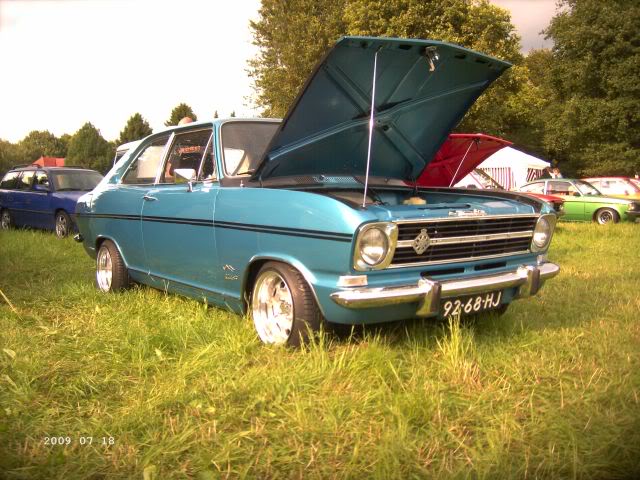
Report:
416,133,512,187
253,36,511,183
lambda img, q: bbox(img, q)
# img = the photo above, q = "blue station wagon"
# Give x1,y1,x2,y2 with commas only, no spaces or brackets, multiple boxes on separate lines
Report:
0,166,103,238
75,37,560,346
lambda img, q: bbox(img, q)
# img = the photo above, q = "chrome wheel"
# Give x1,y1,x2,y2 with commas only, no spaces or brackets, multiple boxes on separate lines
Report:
0,210,10,230
596,208,616,225
55,213,68,237
252,270,294,345
96,245,113,292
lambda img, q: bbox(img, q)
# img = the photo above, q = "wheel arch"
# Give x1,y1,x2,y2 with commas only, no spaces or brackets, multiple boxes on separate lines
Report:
592,206,621,223
241,255,326,317
95,236,130,269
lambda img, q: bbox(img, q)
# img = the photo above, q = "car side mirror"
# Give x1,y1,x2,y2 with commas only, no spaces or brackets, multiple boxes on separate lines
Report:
174,168,197,192
572,192,581,197
33,184,50,192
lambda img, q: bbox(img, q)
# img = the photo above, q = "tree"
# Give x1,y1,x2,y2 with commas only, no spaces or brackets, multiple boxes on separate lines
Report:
540,0,640,176
18,130,67,163
249,0,348,118
214,110,219,119
66,123,113,173
249,0,531,142
230,111,236,118
117,113,153,145
164,103,197,126
0,140,22,174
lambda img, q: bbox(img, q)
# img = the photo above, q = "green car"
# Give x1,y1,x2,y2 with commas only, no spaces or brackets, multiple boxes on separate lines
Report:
518,179,640,224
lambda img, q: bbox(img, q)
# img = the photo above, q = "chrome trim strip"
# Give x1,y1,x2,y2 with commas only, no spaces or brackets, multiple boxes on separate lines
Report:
394,213,539,225
396,230,533,248
388,250,532,269
330,262,560,316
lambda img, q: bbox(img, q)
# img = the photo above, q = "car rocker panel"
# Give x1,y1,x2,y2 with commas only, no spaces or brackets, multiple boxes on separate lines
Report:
76,36,560,346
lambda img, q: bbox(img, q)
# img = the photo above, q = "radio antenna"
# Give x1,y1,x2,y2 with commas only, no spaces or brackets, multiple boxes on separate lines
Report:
362,48,380,208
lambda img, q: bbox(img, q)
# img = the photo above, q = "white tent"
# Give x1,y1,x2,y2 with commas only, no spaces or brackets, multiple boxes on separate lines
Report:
456,146,550,190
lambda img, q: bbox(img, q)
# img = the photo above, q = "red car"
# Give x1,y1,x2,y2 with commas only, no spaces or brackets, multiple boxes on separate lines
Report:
415,133,565,215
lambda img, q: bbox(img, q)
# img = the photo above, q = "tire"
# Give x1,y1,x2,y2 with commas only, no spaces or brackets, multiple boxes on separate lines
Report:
95,240,130,292
1,209,13,230
55,211,72,238
250,261,324,347
595,208,619,225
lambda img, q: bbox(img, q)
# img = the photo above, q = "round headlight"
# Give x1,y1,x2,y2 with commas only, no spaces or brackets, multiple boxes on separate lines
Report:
532,216,551,249
360,227,389,266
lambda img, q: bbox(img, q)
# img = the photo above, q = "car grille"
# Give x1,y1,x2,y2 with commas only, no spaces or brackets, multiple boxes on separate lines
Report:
391,215,537,267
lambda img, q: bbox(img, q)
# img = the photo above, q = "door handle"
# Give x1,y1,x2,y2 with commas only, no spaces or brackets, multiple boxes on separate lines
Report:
143,195,157,201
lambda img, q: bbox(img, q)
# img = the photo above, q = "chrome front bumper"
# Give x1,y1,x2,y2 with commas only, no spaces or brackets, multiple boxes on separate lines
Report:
330,262,560,317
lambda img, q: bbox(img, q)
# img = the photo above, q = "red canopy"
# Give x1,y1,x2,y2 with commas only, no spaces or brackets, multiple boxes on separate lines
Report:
416,134,511,187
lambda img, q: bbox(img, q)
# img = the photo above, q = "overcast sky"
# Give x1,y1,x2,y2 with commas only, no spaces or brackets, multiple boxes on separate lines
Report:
0,0,556,144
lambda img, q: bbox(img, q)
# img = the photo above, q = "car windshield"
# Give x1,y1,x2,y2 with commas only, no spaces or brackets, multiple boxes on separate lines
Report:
51,170,104,191
574,180,601,196
221,121,280,176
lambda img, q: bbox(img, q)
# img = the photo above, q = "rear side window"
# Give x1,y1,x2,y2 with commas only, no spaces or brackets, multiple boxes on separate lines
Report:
520,182,545,194
122,135,170,185
16,171,35,190
0,171,20,189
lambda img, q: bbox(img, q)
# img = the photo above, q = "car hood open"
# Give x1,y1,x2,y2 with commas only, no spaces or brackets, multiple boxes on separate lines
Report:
252,36,511,183
415,133,512,187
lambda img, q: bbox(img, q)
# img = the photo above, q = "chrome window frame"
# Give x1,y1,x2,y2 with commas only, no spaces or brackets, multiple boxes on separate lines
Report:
119,133,173,186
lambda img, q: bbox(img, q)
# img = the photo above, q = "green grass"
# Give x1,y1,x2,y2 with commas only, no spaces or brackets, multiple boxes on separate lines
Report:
1,223,639,479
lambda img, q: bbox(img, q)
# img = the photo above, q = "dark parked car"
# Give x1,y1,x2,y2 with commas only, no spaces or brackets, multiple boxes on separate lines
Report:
0,166,103,237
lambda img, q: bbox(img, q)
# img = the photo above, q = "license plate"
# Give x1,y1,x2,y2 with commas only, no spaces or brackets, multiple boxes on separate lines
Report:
442,291,503,317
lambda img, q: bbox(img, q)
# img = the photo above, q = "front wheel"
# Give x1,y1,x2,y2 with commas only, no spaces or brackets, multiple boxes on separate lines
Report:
1,209,13,230
251,262,324,347
595,208,619,225
95,240,130,292
55,211,72,238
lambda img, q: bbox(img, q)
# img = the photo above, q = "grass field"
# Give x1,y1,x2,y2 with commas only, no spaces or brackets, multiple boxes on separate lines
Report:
1,223,639,479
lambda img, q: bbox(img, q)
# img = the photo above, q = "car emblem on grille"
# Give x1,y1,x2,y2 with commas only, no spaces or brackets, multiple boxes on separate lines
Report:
412,229,431,255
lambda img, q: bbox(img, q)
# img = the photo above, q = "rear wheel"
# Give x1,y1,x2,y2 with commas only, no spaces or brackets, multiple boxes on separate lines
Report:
95,240,130,292
595,208,619,225
0,209,12,230
251,262,324,347
55,211,71,238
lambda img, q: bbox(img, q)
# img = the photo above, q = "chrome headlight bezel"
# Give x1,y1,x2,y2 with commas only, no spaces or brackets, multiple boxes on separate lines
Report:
627,202,639,212
531,214,556,252
353,222,398,271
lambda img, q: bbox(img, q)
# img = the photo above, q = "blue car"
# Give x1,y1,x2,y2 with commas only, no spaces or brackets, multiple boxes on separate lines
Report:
0,166,103,238
75,37,559,346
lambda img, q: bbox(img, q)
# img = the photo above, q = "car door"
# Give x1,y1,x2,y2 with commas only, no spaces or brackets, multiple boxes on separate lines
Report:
30,170,53,229
546,180,584,220
141,127,220,294
0,171,20,218
91,134,172,274
12,171,36,227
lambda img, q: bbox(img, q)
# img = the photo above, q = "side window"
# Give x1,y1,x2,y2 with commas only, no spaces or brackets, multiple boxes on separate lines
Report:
16,171,35,190
520,182,545,194
548,181,573,196
160,129,212,184
0,171,20,190
34,171,50,189
122,135,170,185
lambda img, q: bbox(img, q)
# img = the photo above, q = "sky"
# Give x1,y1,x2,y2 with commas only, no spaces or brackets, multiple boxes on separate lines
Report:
0,0,556,144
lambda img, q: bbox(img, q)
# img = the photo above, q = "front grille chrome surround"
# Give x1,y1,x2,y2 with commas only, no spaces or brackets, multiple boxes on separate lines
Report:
389,214,538,268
